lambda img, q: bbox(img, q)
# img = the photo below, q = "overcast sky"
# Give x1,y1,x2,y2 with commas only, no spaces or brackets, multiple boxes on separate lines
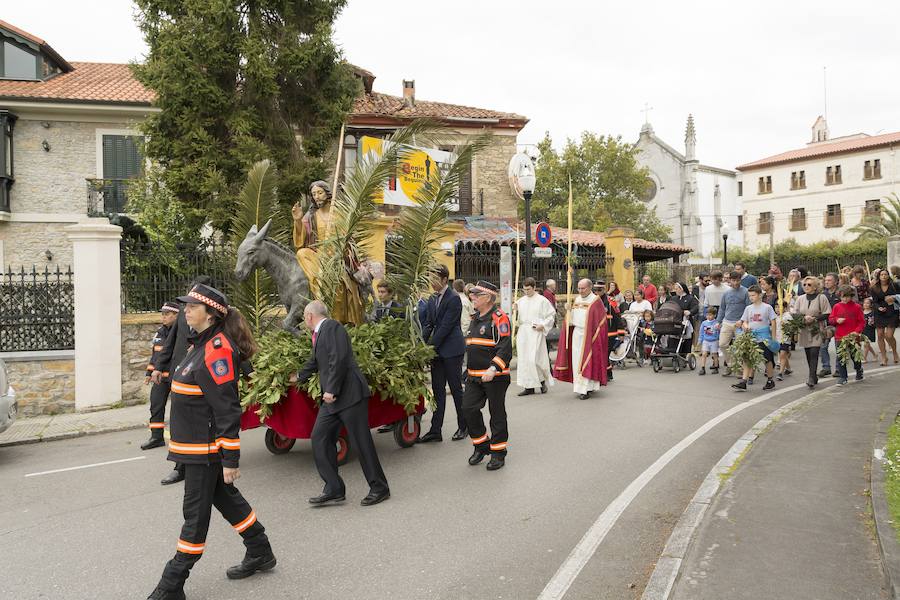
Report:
6,1,900,169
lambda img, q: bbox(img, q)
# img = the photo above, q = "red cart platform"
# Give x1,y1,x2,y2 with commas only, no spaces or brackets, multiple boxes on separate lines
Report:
241,387,424,464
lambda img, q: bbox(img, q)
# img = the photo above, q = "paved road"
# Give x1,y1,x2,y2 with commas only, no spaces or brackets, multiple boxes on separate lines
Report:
2,363,898,600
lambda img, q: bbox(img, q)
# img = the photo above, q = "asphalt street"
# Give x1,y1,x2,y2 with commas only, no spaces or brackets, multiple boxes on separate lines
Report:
2,362,899,600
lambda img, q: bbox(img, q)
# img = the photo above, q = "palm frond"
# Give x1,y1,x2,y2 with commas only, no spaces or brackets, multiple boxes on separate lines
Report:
230,159,286,333
849,192,900,240
316,119,449,311
386,132,492,336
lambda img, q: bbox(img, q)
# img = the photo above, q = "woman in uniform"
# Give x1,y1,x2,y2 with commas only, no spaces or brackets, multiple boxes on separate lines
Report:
147,283,275,600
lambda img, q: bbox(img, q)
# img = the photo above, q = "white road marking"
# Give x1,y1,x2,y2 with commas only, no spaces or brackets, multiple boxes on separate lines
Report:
537,374,861,600
25,456,146,478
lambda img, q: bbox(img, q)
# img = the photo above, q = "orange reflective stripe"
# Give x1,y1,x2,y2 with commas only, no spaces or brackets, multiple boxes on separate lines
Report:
176,539,205,554
153,345,163,351
169,441,219,454
466,338,496,347
490,442,508,451
471,434,489,444
233,510,257,533
171,381,203,396
492,356,507,369
149,422,166,429
467,369,511,377
216,437,240,450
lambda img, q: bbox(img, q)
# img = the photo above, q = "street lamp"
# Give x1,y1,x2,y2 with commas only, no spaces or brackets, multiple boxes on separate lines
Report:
721,223,730,267
508,153,537,278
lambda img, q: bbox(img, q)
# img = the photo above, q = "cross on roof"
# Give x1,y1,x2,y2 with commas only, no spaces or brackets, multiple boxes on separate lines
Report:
641,103,653,124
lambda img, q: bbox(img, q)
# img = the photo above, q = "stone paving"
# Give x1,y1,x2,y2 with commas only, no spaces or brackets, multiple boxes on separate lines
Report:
0,402,148,447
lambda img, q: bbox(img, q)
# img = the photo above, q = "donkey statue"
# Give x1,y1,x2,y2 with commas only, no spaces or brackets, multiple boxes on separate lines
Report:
234,219,310,333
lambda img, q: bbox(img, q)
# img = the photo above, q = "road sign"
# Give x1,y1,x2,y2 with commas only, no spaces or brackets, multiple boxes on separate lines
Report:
534,247,552,258
535,222,552,247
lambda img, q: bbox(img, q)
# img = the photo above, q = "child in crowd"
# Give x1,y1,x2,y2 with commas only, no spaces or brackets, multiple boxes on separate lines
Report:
829,285,865,385
639,309,655,359
862,297,878,363
775,300,793,380
698,307,720,375
732,285,777,392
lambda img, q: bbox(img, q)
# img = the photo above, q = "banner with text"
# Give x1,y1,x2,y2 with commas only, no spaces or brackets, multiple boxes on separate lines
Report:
360,136,458,208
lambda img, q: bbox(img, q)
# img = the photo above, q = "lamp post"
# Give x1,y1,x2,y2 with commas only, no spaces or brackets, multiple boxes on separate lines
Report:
509,153,537,278
721,223,730,267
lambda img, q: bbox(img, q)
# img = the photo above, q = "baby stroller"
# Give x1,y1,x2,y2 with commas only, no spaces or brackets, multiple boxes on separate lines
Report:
610,312,644,368
649,300,696,373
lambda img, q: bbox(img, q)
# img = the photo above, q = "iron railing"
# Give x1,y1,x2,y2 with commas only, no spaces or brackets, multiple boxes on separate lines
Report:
120,239,233,313
0,265,74,352
87,178,131,216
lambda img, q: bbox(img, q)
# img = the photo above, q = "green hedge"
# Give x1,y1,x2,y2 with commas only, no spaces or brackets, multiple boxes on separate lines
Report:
726,238,887,274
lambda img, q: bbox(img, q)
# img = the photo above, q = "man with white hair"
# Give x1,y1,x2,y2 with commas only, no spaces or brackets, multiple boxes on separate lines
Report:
554,278,606,399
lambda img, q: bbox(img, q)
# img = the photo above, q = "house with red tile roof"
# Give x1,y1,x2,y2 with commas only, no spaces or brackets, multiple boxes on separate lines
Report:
0,19,528,269
736,116,900,251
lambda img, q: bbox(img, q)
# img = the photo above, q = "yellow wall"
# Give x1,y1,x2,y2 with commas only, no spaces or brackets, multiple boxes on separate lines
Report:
363,215,463,280
604,227,636,290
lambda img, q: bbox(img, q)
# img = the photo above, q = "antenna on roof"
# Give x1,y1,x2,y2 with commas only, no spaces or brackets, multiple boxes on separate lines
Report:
823,66,828,122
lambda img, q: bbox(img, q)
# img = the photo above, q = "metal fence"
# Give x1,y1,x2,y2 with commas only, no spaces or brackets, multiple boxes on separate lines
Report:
120,239,233,312
0,266,75,352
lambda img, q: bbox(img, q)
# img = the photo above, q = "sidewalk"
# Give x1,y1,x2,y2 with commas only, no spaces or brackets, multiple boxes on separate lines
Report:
670,373,900,600
0,402,148,447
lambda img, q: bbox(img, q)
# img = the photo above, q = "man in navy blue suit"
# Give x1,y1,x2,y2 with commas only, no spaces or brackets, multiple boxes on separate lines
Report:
419,264,468,442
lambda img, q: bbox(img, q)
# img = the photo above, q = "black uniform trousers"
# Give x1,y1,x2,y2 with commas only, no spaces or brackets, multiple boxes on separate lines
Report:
148,380,171,439
462,375,510,456
158,463,270,591
311,399,389,497
429,354,465,434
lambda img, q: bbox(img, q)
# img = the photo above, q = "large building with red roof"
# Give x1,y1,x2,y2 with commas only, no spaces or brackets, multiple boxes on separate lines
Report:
0,18,528,269
736,116,899,250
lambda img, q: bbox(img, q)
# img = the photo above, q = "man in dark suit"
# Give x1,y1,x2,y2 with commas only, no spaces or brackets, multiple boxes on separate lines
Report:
297,300,390,507
419,264,467,443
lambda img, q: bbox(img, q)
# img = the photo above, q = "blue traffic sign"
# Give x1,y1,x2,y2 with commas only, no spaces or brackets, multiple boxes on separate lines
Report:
535,222,552,247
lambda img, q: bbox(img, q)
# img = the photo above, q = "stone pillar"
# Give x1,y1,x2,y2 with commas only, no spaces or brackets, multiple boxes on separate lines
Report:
604,227,636,290
64,223,122,410
888,235,900,270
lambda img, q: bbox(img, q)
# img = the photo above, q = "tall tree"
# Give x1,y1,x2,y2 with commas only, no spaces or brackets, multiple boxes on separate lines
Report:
132,0,360,231
528,132,671,242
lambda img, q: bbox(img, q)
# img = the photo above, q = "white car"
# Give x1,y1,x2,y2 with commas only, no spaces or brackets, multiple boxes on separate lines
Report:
0,359,16,434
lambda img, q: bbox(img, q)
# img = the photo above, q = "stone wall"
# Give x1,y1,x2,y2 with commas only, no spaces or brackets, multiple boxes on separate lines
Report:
121,314,160,405
1,222,74,268
4,355,75,416
475,134,518,218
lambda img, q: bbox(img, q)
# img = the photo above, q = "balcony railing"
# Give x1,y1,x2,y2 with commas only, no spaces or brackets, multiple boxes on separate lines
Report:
824,212,843,228
87,178,131,216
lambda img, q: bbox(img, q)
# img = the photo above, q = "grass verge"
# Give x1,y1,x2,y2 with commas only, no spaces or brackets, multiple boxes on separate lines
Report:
883,415,900,542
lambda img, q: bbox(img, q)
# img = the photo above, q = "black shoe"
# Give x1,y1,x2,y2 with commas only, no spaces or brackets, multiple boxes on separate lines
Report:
417,431,442,443
377,424,394,433
698,367,706,376
517,388,535,397
308,492,345,506
451,428,467,441
226,551,277,580
540,382,548,394
776,372,784,381
486,455,505,471
747,377,754,385
818,368,831,378
731,380,747,391
147,587,185,600
141,436,165,451
763,379,775,391
361,491,390,506
806,379,816,389
160,469,185,486
784,369,792,375
856,372,864,381
468,449,488,465
710,366,719,374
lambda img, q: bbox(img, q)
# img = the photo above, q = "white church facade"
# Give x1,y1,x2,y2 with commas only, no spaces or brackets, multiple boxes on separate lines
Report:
635,116,742,256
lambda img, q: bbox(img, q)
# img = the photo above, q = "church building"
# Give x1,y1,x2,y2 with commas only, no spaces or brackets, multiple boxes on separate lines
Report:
635,115,742,256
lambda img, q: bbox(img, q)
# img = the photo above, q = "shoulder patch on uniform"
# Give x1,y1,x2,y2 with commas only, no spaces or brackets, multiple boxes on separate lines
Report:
499,321,510,334
205,336,235,385
212,358,230,377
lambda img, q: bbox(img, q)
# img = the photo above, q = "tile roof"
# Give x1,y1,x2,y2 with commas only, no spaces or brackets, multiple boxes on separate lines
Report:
351,92,528,127
0,19,72,71
0,18,46,46
736,130,900,171
455,217,692,255
0,62,153,104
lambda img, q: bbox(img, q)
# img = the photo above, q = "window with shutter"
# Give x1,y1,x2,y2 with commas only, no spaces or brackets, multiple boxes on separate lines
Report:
101,134,144,213
457,157,473,216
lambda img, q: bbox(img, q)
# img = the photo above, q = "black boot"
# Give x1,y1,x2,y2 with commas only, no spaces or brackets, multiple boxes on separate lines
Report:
161,468,185,486
468,449,488,465
141,435,165,450
226,549,277,580
517,388,535,397
147,587,185,600
540,381,548,394
486,455,505,471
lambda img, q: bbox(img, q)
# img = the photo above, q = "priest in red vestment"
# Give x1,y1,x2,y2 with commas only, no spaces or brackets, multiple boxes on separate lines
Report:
553,290,609,392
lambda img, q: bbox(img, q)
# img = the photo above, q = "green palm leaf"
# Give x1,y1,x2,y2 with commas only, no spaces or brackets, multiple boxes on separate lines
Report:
849,192,900,240
230,159,289,333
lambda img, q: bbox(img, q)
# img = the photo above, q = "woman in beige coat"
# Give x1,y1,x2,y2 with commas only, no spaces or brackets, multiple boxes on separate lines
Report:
792,276,833,388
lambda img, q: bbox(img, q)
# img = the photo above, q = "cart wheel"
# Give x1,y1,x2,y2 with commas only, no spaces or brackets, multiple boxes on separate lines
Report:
393,415,421,448
674,361,681,373
688,354,697,370
636,353,645,367
652,359,662,373
264,429,295,455
337,434,350,466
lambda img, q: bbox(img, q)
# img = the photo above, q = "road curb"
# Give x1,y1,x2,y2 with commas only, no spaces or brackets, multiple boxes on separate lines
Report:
871,400,900,599
641,367,900,600
0,422,146,448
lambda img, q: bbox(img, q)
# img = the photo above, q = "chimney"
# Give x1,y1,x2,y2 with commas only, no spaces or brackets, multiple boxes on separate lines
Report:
403,80,415,107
